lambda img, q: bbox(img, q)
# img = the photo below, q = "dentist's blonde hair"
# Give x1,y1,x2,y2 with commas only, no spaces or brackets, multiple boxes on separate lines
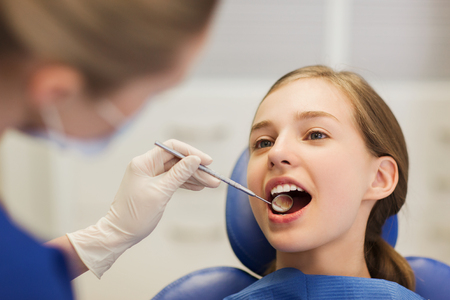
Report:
0,0,217,95
262,65,415,290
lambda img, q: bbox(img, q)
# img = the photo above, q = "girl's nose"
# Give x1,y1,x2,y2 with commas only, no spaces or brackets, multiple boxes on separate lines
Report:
267,136,298,170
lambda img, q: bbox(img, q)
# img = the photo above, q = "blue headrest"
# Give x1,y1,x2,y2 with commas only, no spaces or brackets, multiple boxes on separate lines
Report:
226,149,398,276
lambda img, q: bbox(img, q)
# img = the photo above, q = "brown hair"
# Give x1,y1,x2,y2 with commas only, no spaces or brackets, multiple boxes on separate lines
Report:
261,65,415,290
0,0,217,94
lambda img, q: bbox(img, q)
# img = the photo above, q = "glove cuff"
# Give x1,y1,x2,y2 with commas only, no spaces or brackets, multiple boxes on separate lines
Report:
66,217,134,279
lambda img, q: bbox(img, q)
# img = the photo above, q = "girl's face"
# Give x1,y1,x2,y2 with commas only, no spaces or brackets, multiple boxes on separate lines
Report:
247,78,379,254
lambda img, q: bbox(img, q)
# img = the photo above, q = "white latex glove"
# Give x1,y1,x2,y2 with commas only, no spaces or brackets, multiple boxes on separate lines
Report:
67,139,220,278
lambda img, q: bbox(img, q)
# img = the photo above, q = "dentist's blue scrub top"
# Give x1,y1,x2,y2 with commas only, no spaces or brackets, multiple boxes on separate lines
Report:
0,204,74,300
224,268,425,300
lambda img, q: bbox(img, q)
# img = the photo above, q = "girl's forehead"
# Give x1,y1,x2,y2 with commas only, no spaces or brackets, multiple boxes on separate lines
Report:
253,78,354,123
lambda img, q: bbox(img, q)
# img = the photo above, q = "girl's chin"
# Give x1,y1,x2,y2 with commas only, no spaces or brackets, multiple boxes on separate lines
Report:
266,235,313,253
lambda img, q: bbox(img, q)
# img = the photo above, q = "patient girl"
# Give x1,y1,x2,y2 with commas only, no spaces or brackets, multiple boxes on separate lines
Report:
236,65,423,298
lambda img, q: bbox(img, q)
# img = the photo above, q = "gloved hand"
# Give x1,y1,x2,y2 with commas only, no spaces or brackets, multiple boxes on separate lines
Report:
66,139,220,278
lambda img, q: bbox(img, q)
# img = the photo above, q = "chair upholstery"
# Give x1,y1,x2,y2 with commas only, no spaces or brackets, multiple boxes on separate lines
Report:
152,149,450,300
152,267,257,300
406,256,450,300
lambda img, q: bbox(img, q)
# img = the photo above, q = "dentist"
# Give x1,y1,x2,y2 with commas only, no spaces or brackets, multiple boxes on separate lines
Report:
0,1,219,299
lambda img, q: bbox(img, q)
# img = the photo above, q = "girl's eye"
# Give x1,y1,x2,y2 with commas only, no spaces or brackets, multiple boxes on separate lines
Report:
308,131,327,140
254,139,273,149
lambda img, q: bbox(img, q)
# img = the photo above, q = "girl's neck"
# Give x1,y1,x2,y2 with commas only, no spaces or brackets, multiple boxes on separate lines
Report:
276,247,370,278
275,223,371,278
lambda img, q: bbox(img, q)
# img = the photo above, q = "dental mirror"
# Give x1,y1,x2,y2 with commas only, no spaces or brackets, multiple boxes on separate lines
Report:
272,194,294,213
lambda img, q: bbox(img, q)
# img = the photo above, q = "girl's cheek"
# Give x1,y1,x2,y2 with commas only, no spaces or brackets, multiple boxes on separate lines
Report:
247,172,259,192
248,163,264,191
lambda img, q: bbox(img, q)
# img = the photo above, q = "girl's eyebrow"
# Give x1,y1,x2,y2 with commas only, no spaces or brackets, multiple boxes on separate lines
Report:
296,110,340,122
250,111,340,135
250,120,272,134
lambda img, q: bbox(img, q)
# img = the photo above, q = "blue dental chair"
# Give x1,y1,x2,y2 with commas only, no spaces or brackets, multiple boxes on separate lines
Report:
153,150,450,300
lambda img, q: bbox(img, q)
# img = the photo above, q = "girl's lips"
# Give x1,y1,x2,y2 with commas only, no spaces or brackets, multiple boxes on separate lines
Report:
268,200,309,223
264,176,311,224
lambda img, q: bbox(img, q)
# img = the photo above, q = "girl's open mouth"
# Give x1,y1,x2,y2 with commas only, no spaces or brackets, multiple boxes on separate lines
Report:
269,184,312,216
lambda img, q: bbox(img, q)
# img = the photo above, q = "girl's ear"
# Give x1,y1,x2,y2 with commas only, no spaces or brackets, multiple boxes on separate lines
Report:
363,156,398,201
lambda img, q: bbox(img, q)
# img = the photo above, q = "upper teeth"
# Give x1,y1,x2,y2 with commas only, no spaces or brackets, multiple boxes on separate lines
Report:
270,184,303,196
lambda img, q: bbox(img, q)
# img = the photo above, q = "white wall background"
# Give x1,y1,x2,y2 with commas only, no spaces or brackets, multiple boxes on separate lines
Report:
1,1,450,299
